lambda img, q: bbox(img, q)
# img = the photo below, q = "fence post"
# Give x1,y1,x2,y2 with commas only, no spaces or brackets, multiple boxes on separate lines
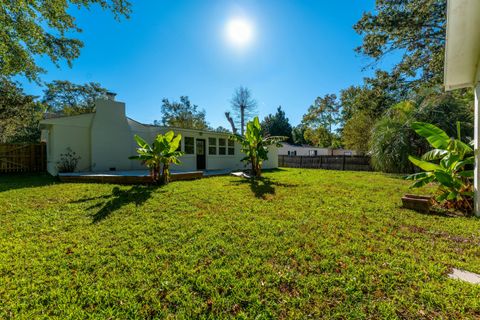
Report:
300,156,303,168
342,154,346,170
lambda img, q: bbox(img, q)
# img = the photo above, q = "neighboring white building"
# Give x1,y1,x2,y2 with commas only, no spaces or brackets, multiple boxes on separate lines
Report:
278,143,358,156
444,0,480,216
39,97,278,176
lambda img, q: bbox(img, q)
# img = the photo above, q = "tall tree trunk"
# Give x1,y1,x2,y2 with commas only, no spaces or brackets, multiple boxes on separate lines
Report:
241,106,245,136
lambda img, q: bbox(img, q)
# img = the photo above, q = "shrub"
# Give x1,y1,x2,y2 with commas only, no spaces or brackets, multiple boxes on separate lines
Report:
57,148,81,173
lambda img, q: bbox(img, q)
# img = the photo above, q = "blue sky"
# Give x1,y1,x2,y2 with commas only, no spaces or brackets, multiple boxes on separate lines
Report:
21,1,393,128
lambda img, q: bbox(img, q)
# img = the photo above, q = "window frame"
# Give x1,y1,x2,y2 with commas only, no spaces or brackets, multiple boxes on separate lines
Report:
219,138,226,155
184,137,195,154
208,137,217,155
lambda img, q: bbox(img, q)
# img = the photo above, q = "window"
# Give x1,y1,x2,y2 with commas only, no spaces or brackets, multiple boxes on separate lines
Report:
208,137,217,155
309,150,317,156
228,139,235,155
288,150,297,156
185,137,194,154
219,138,226,155
176,138,182,152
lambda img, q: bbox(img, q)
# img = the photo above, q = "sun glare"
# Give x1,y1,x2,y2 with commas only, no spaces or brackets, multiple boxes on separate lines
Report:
225,18,254,48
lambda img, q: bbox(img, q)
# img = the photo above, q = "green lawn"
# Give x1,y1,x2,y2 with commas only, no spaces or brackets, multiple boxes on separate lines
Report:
1,168,480,319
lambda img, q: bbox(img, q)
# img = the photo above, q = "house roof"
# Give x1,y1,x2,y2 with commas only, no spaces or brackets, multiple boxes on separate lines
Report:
444,0,480,90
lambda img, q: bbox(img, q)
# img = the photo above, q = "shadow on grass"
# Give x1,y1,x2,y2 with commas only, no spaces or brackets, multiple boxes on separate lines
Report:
231,176,297,199
73,185,162,223
0,173,56,192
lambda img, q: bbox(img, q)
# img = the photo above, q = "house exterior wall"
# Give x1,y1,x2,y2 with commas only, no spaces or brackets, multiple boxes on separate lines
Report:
90,99,133,172
41,113,94,174
278,143,330,156
40,98,278,175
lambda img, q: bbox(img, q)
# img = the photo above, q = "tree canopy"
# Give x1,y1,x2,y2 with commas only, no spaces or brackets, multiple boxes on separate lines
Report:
0,79,43,143
260,106,293,142
354,0,446,88
228,86,257,135
42,80,108,115
0,0,131,81
159,96,208,130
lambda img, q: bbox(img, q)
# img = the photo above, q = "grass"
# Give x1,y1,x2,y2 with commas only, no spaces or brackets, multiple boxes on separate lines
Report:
1,168,480,319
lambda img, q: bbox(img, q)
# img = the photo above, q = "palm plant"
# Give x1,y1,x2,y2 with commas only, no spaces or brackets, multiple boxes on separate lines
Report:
231,117,286,178
406,122,474,213
130,131,184,184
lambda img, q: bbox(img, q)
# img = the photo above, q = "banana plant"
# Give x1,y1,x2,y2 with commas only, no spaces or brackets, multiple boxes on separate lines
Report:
231,117,286,178
406,121,474,213
130,131,184,184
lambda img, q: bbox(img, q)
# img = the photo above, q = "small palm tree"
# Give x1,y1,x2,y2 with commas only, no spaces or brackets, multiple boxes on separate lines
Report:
231,117,286,178
130,131,184,184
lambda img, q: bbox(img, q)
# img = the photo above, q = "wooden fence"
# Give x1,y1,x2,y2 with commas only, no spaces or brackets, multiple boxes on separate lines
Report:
0,143,47,173
278,155,372,171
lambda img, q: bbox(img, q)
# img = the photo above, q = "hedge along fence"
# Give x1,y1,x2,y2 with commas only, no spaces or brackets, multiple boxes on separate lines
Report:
278,155,372,171
0,143,47,173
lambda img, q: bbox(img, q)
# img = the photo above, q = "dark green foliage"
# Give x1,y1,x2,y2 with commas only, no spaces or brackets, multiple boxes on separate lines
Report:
291,124,307,145
0,0,130,81
1,170,480,318
43,80,108,115
354,0,446,88
0,79,43,143
158,96,209,130
260,106,293,142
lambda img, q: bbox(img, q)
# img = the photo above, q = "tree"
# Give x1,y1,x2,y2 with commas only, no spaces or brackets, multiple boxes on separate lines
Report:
0,79,44,143
303,126,333,148
354,0,446,88
292,125,307,145
231,117,286,178
342,111,374,153
159,96,208,130
302,94,340,134
406,122,474,214
214,126,231,133
130,131,184,185
42,80,108,115
260,106,293,142
0,0,130,81
228,86,257,135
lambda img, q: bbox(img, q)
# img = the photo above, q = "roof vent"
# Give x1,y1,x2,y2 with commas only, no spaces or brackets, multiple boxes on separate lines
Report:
106,91,117,101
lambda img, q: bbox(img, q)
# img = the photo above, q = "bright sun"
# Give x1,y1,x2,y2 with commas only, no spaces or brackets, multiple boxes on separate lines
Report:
225,18,254,47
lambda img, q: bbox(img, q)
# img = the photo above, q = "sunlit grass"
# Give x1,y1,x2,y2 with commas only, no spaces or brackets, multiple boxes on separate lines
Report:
0,169,479,318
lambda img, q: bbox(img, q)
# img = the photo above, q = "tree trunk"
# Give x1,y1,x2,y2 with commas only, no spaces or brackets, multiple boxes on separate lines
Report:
225,112,237,134
241,106,245,136
160,163,170,185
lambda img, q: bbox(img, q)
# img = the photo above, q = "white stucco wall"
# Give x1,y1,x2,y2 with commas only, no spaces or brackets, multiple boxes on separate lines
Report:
41,113,94,175
91,99,134,172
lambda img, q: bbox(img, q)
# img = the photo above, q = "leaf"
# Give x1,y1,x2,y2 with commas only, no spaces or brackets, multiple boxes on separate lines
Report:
408,155,440,171
405,172,431,181
134,135,149,148
434,171,455,188
411,122,450,149
421,149,447,161
458,170,474,178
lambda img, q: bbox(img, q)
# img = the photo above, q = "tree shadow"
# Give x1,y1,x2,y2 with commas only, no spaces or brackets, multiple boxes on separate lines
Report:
231,176,297,199
72,185,161,223
0,173,56,193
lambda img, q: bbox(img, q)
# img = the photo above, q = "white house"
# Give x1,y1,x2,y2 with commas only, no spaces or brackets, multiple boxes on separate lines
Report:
39,96,278,176
444,0,480,216
278,143,331,156
278,143,358,156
